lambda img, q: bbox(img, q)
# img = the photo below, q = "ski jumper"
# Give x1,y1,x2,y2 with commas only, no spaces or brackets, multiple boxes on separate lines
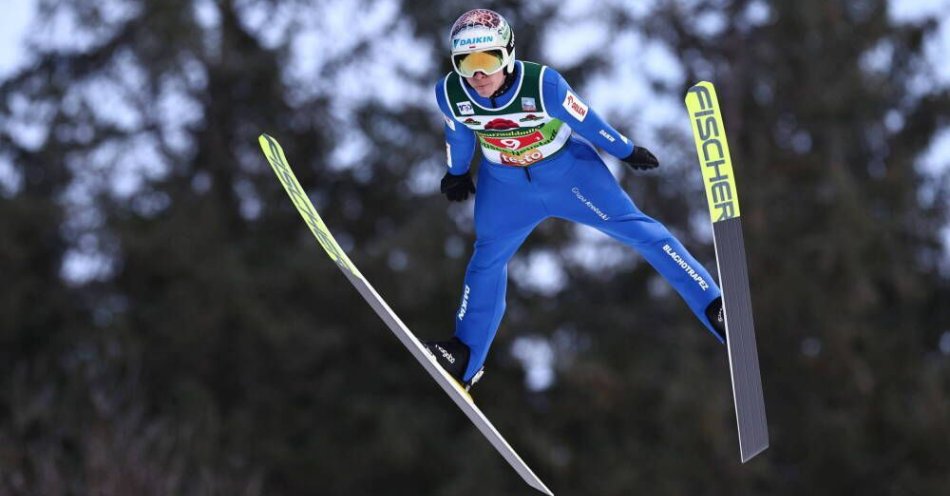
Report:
436,61,723,381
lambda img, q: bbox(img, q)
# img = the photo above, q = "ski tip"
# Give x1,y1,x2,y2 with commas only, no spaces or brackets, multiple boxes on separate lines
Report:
258,134,290,163
685,81,717,104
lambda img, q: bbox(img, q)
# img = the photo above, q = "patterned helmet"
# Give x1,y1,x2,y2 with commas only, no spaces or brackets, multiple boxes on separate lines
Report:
449,9,516,77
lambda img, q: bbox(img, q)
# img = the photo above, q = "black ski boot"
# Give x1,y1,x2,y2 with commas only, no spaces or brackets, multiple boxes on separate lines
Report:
705,296,727,342
424,337,484,391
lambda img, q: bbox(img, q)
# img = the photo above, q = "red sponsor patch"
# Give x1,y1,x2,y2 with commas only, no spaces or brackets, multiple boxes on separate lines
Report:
484,118,519,130
483,130,544,151
562,91,589,121
500,149,545,166
519,114,543,122
567,96,587,117
463,117,481,125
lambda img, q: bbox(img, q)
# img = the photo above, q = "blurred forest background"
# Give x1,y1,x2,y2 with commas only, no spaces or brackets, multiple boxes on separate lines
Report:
1,0,949,494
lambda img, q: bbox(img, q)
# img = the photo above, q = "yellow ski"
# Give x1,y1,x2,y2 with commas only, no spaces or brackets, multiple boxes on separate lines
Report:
258,134,553,495
685,82,769,462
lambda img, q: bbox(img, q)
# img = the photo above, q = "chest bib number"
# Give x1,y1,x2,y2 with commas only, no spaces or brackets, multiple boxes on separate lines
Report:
482,131,544,151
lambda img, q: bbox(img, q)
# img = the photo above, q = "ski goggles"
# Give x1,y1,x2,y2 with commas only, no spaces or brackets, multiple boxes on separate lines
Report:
452,49,508,78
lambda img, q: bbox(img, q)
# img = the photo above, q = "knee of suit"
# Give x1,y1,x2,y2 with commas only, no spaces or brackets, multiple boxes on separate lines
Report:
467,251,510,272
468,241,525,271
602,216,677,249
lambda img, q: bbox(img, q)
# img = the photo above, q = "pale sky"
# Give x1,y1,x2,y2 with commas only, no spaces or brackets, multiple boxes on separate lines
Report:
2,0,949,270
0,0,34,77
1,0,946,166
2,0,948,277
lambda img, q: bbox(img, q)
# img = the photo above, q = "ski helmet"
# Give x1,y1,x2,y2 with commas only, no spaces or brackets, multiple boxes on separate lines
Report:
449,9,516,78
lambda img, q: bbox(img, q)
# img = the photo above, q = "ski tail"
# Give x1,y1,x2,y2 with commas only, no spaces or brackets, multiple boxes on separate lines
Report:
685,82,769,463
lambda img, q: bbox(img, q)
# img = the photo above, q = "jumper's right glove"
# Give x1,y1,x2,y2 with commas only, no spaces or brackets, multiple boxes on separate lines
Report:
622,146,660,170
440,171,476,202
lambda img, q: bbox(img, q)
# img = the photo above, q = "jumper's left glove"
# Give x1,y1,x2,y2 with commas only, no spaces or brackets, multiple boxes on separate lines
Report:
622,146,660,170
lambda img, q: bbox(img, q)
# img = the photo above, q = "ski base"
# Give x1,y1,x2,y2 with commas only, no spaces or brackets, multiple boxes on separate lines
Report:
714,217,769,462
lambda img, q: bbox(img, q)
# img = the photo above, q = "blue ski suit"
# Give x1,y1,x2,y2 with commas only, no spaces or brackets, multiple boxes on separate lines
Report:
436,61,722,381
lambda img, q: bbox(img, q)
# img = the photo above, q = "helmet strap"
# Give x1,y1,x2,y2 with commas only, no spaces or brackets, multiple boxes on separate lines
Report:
490,66,518,99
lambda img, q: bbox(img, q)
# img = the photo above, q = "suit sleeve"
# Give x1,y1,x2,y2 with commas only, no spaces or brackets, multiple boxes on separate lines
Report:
541,67,635,159
434,79,477,175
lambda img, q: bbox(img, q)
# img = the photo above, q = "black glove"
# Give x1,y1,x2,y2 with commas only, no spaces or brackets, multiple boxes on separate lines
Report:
440,171,476,202
622,146,660,170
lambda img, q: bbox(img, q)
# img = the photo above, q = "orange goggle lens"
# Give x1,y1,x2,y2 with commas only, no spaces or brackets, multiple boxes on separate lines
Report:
454,50,505,77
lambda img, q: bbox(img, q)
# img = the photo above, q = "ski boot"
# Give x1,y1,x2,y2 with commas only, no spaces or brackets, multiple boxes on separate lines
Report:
423,336,484,391
705,296,727,342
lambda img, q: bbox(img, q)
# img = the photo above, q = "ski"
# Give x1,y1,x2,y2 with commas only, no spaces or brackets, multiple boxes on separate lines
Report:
684,82,769,462
258,134,554,495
